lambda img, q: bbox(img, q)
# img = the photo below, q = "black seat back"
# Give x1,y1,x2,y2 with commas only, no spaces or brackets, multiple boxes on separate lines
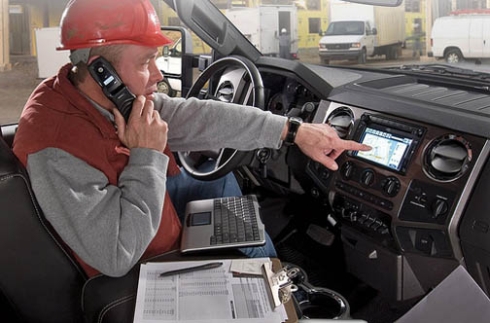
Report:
0,134,87,322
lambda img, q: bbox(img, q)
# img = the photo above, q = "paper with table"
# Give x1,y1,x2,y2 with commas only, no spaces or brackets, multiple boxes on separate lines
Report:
133,258,290,323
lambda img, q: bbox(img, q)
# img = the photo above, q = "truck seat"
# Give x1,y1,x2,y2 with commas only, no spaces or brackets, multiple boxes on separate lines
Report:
0,131,141,323
0,131,87,322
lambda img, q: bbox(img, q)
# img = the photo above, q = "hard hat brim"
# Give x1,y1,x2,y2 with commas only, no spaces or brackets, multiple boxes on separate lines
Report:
57,31,174,51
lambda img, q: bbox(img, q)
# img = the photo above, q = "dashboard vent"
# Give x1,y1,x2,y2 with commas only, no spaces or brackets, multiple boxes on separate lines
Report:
327,107,354,139
216,82,234,102
423,135,472,182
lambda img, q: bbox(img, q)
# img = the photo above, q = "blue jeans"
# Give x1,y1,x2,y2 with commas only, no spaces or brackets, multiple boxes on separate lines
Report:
166,162,277,258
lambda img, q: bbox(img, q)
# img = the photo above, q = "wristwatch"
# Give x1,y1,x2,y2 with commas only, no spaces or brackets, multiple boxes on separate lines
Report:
283,117,303,146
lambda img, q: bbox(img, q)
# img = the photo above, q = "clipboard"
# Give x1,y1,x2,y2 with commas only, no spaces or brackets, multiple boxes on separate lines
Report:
133,257,299,323
270,258,298,323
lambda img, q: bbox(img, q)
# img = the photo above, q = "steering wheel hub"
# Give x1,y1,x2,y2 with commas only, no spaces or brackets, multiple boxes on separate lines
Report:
178,55,265,181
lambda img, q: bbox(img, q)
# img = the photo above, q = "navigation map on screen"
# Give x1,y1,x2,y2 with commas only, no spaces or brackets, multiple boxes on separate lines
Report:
355,127,413,171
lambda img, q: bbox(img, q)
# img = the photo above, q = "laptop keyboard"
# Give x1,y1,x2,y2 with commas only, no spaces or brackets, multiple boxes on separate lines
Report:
210,195,262,246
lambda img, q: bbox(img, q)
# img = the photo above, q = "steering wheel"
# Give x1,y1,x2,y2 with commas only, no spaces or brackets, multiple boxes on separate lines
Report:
178,55,265,181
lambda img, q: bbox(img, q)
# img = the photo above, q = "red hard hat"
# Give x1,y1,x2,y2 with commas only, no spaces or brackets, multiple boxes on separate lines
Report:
57,0,172,50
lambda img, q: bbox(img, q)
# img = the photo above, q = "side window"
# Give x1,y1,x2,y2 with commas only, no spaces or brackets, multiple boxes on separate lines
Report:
306,0,320,10
171,39,182,57
308,18,321,34
365,22,371,35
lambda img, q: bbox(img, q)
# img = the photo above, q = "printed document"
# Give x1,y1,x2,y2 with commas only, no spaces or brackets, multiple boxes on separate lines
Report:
133,258,288,323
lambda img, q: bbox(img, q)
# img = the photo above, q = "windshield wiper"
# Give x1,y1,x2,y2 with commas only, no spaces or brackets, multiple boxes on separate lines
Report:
387,64,490,81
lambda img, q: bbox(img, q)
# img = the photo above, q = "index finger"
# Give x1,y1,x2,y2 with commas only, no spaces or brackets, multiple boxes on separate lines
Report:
128,95,145,122
338,139,371,152
140,95,155,116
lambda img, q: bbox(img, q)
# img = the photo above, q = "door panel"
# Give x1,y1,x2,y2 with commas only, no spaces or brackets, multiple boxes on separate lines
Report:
469,18,483,58
9,5,30,55
483,19,490,57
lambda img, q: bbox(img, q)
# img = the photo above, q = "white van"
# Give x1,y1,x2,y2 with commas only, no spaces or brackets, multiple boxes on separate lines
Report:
156,38,183,97
318,0,405,64
429,14,490,64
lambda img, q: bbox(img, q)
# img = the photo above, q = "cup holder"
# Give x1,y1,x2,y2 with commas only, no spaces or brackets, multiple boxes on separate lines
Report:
282,262,351,320
296,283,350,319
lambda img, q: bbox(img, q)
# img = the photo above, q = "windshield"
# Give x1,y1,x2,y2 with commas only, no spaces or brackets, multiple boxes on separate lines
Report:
325,21,366,36
2,0,490,124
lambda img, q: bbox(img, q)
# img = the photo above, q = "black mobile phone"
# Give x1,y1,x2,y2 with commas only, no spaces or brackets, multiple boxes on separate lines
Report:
88,56,136,122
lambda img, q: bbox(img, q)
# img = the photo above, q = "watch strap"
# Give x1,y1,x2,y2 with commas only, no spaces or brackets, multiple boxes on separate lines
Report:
284,117,303,146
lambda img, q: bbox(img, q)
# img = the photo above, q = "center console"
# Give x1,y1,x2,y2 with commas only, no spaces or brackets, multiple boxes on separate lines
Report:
307,100,489,301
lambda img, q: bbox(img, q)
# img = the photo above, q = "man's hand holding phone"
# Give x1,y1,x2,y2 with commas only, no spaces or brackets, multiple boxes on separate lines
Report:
114,95,168,153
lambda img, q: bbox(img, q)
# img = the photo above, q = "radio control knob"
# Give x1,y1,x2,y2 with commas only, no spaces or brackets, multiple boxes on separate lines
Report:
341,162,355,180
382,177,400,197
432,199,449,219
361,170,375,187
320,169,330,180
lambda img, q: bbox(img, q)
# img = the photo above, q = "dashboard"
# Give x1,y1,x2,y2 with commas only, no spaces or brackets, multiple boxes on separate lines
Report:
307,100,488,300
215,61,490,302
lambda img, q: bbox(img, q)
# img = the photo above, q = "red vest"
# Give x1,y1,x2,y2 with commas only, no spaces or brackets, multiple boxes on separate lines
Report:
13,64,182,277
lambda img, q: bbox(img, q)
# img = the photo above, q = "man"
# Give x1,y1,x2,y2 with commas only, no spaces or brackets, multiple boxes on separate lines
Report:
277,28,294,59
411,22,423,58
13,0,370,278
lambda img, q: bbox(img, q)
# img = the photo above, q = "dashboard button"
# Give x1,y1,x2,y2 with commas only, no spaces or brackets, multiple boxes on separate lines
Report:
415,232,433,254
364,217,376,227
379,226,390,235
371,219,383,230
358,213,369,224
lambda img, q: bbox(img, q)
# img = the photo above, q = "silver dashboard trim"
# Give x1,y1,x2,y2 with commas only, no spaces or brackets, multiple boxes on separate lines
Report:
448,139,490,261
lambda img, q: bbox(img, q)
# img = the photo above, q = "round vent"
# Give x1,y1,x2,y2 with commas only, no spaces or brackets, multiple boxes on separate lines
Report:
327,107,354,139
423,135,472,182
216,81,234,102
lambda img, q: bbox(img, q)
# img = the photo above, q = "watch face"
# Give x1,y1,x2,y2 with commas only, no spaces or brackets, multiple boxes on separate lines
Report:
290,117,303,125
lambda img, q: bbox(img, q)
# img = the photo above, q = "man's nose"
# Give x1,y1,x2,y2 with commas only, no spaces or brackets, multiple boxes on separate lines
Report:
150,61,164,83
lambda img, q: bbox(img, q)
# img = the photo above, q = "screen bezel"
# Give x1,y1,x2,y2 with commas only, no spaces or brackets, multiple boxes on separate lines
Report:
350,118,421,175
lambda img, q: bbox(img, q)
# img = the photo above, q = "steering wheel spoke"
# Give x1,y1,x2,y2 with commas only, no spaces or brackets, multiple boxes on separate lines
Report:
216,148,235,168
178,56,265,181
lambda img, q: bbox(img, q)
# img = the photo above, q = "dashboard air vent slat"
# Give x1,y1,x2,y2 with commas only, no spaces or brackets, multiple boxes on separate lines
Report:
216,82,234,102
424,136,471,182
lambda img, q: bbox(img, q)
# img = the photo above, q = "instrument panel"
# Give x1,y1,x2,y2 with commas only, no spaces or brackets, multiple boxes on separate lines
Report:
306,100,489,300
309,101,487,255
264,74,318,118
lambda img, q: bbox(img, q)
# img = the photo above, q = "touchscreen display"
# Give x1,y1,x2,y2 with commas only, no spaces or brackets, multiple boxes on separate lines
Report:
354,127,413,171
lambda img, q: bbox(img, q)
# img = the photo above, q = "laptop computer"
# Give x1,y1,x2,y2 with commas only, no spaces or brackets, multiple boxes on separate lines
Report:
180,195,267,254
